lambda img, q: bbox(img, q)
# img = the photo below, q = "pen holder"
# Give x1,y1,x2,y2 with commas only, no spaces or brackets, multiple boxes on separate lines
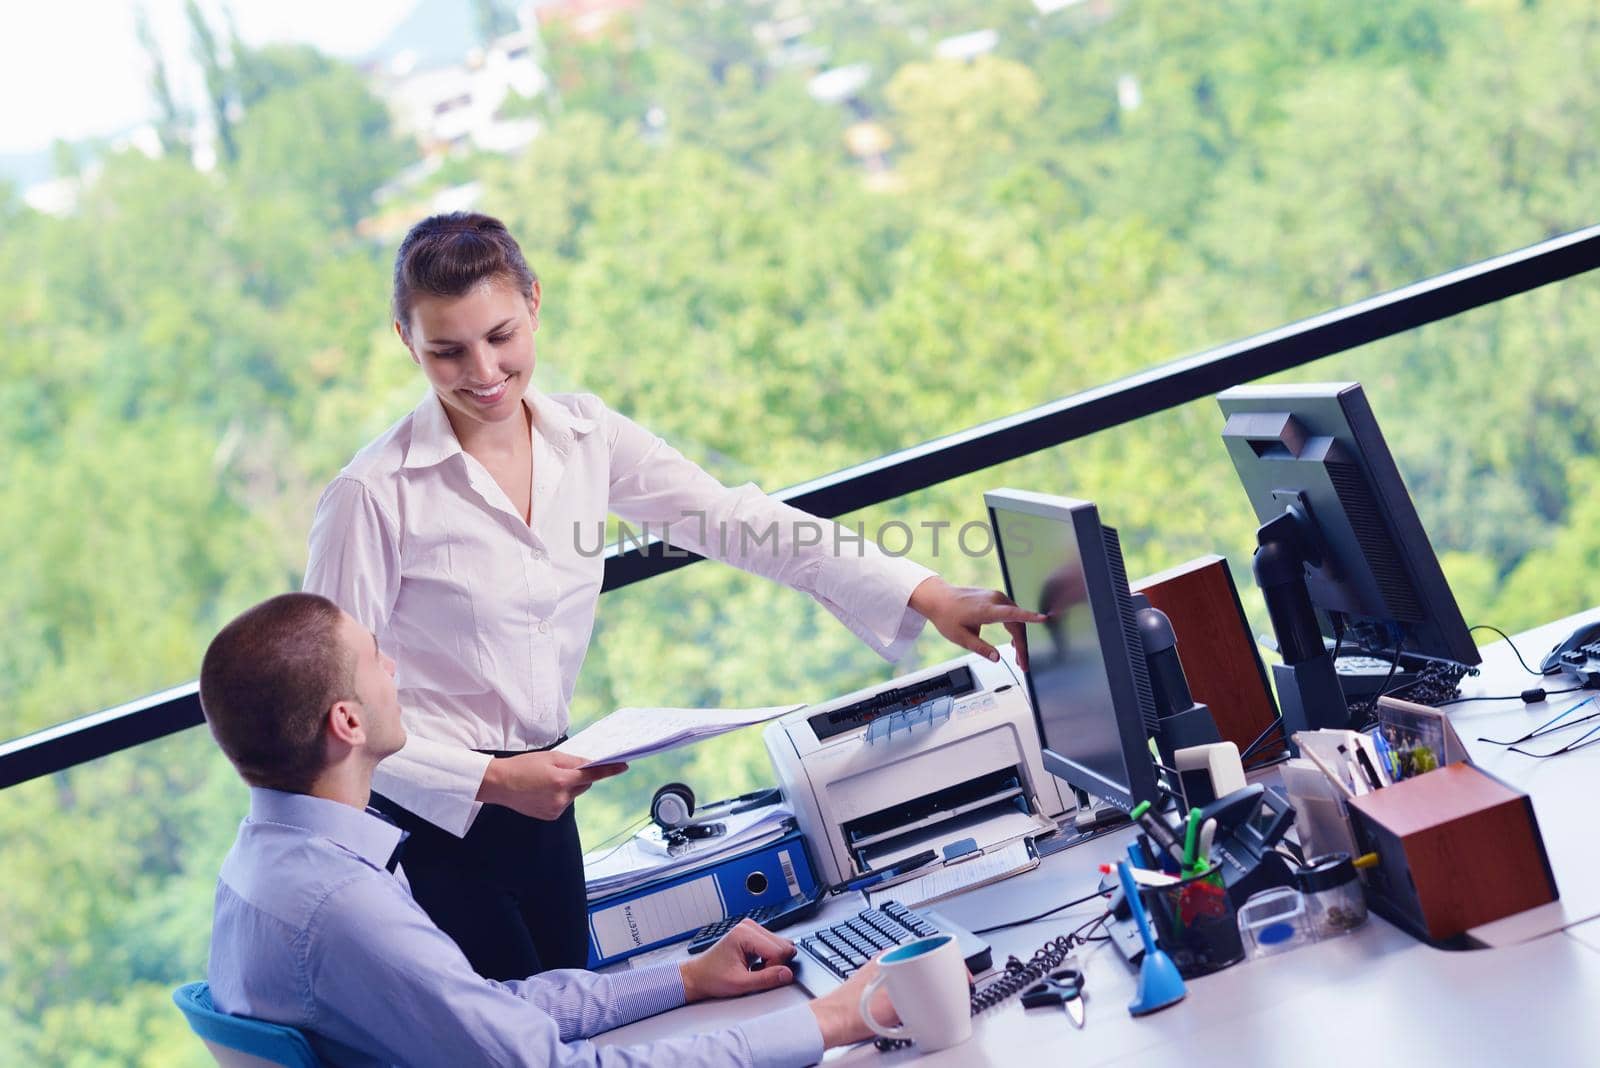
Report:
1138,863,1244,978
1346,763,1558,942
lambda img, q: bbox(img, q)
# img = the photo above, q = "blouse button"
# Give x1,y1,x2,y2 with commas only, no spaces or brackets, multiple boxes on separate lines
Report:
538,620,553,635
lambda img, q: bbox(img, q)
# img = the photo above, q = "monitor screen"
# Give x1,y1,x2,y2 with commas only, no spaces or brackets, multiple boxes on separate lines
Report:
986,490,1160,811
998,507,1127,791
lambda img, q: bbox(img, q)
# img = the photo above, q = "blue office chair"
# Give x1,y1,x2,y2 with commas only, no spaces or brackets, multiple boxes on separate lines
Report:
172,982,321,1068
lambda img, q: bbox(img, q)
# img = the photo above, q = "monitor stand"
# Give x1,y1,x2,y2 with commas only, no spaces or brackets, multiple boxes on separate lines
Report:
1254,510,1350,738
1072,788,1126,833
1035,789,1129,858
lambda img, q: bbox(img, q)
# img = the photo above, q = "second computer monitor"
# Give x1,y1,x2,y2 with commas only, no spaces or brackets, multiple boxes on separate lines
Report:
986,489,1160,813
1218,382,1479,668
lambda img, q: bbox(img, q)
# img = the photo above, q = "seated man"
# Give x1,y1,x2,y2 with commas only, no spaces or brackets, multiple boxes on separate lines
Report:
200,592,886,1066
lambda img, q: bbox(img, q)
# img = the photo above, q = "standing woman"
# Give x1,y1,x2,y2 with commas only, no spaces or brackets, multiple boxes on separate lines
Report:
304,212,1041,980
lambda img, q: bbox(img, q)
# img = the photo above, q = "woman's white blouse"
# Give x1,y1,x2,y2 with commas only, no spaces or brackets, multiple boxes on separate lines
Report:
304,390,934,835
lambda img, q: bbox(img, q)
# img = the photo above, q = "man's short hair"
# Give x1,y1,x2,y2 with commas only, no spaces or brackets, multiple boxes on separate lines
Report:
200,593,353,792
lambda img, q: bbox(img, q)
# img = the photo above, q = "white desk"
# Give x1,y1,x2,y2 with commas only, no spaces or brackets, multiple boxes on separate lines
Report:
1456,606,1600,945
600,612,1600,1063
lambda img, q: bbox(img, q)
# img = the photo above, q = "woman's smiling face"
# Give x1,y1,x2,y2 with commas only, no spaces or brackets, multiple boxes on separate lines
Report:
400,276,541,433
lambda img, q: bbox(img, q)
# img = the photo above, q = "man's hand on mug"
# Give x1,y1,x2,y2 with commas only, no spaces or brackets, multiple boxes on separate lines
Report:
476,751,627,820
808,961,898,1048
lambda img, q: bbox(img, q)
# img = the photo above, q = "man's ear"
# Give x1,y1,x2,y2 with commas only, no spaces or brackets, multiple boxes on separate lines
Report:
327,699,367,747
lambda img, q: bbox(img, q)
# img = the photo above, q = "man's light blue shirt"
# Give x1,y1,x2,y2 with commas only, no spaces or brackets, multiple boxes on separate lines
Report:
209,788,825,1067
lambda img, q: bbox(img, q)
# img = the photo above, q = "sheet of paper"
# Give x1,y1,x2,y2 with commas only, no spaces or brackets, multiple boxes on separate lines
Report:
860,808,1049,872
869,837,1038,910
589,874,726,959
557,704,804,767
584,804,794,898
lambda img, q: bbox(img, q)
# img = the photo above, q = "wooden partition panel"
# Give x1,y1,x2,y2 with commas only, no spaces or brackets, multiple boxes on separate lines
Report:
1132,554,1281,759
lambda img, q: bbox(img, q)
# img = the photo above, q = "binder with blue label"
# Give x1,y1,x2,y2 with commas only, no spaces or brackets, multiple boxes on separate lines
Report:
586,826,818,968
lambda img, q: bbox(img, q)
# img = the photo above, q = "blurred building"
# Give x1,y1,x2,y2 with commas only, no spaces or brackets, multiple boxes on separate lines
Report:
377,29,547,156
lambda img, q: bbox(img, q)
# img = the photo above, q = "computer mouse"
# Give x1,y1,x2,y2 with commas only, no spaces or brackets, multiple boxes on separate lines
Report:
1540,621,1600,674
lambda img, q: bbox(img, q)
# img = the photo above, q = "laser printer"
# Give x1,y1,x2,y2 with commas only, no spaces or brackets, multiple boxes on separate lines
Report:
764,649,1068,888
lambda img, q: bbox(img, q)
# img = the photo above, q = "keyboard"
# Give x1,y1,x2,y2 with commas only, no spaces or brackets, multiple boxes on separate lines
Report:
790,900,991,997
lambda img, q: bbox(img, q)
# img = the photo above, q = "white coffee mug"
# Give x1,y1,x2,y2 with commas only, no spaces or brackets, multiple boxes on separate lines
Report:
858,933,973,1051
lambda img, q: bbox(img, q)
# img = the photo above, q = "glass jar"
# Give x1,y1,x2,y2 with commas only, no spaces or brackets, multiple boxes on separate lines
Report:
1297,852,1368,938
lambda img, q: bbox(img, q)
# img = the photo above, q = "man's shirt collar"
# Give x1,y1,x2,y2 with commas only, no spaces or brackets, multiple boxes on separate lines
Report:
247,787,405,874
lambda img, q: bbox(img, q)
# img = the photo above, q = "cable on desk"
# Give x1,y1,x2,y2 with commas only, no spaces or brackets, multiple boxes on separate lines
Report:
1073,910,1113,944
1508,725,1600,759
1240,717,1284,758
1340,640,1409,731
968,909,1112,1014
1469,624,1560,677
1439,683,1588,706
971,887,1110,936
1477,695,1600,747
877,904,1117,1050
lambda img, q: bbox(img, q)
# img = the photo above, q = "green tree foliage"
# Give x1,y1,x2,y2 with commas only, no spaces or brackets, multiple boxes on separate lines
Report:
136,3,189,157
232,43,340,109
233,65,414,227
185,0,238,164
3,1,1600,1061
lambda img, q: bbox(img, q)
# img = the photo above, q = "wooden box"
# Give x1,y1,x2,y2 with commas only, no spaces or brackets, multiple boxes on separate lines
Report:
1132,554,1280,758
1347,763,1558,942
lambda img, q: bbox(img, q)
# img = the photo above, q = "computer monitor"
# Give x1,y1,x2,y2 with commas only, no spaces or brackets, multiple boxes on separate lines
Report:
986,489,1161,813
1218,382,1480,734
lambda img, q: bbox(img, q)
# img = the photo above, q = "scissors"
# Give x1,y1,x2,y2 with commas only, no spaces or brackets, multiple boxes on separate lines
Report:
1021,961,1086,1028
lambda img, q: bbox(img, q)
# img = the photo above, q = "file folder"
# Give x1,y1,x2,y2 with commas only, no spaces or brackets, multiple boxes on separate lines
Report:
586,825,819,968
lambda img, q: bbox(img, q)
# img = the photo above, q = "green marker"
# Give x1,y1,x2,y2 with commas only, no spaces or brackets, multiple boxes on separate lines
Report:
1183,808,1202,872
1129,801,1186,866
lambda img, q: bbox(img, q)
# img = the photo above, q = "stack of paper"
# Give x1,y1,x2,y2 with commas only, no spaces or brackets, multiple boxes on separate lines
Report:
584,803,796,901
867,837,1040,910
556,704,805,768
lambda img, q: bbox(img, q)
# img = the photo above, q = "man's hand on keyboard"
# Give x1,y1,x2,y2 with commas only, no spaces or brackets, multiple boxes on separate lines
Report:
680,918,799,1002
809,961,899,1047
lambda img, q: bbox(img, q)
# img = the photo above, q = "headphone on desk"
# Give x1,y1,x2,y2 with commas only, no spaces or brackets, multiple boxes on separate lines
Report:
650,782,699,832
650,782,783,835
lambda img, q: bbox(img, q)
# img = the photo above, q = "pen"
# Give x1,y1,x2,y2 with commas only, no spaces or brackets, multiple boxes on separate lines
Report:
1338,744,1370,795
1352,733,1391,788
1130,801,1188,866
1102,863,1180,888
1182,808,1201,871
1354,746,1383,791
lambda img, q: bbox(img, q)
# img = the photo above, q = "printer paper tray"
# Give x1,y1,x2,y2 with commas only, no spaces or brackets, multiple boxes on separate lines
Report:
859,807,1054,873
